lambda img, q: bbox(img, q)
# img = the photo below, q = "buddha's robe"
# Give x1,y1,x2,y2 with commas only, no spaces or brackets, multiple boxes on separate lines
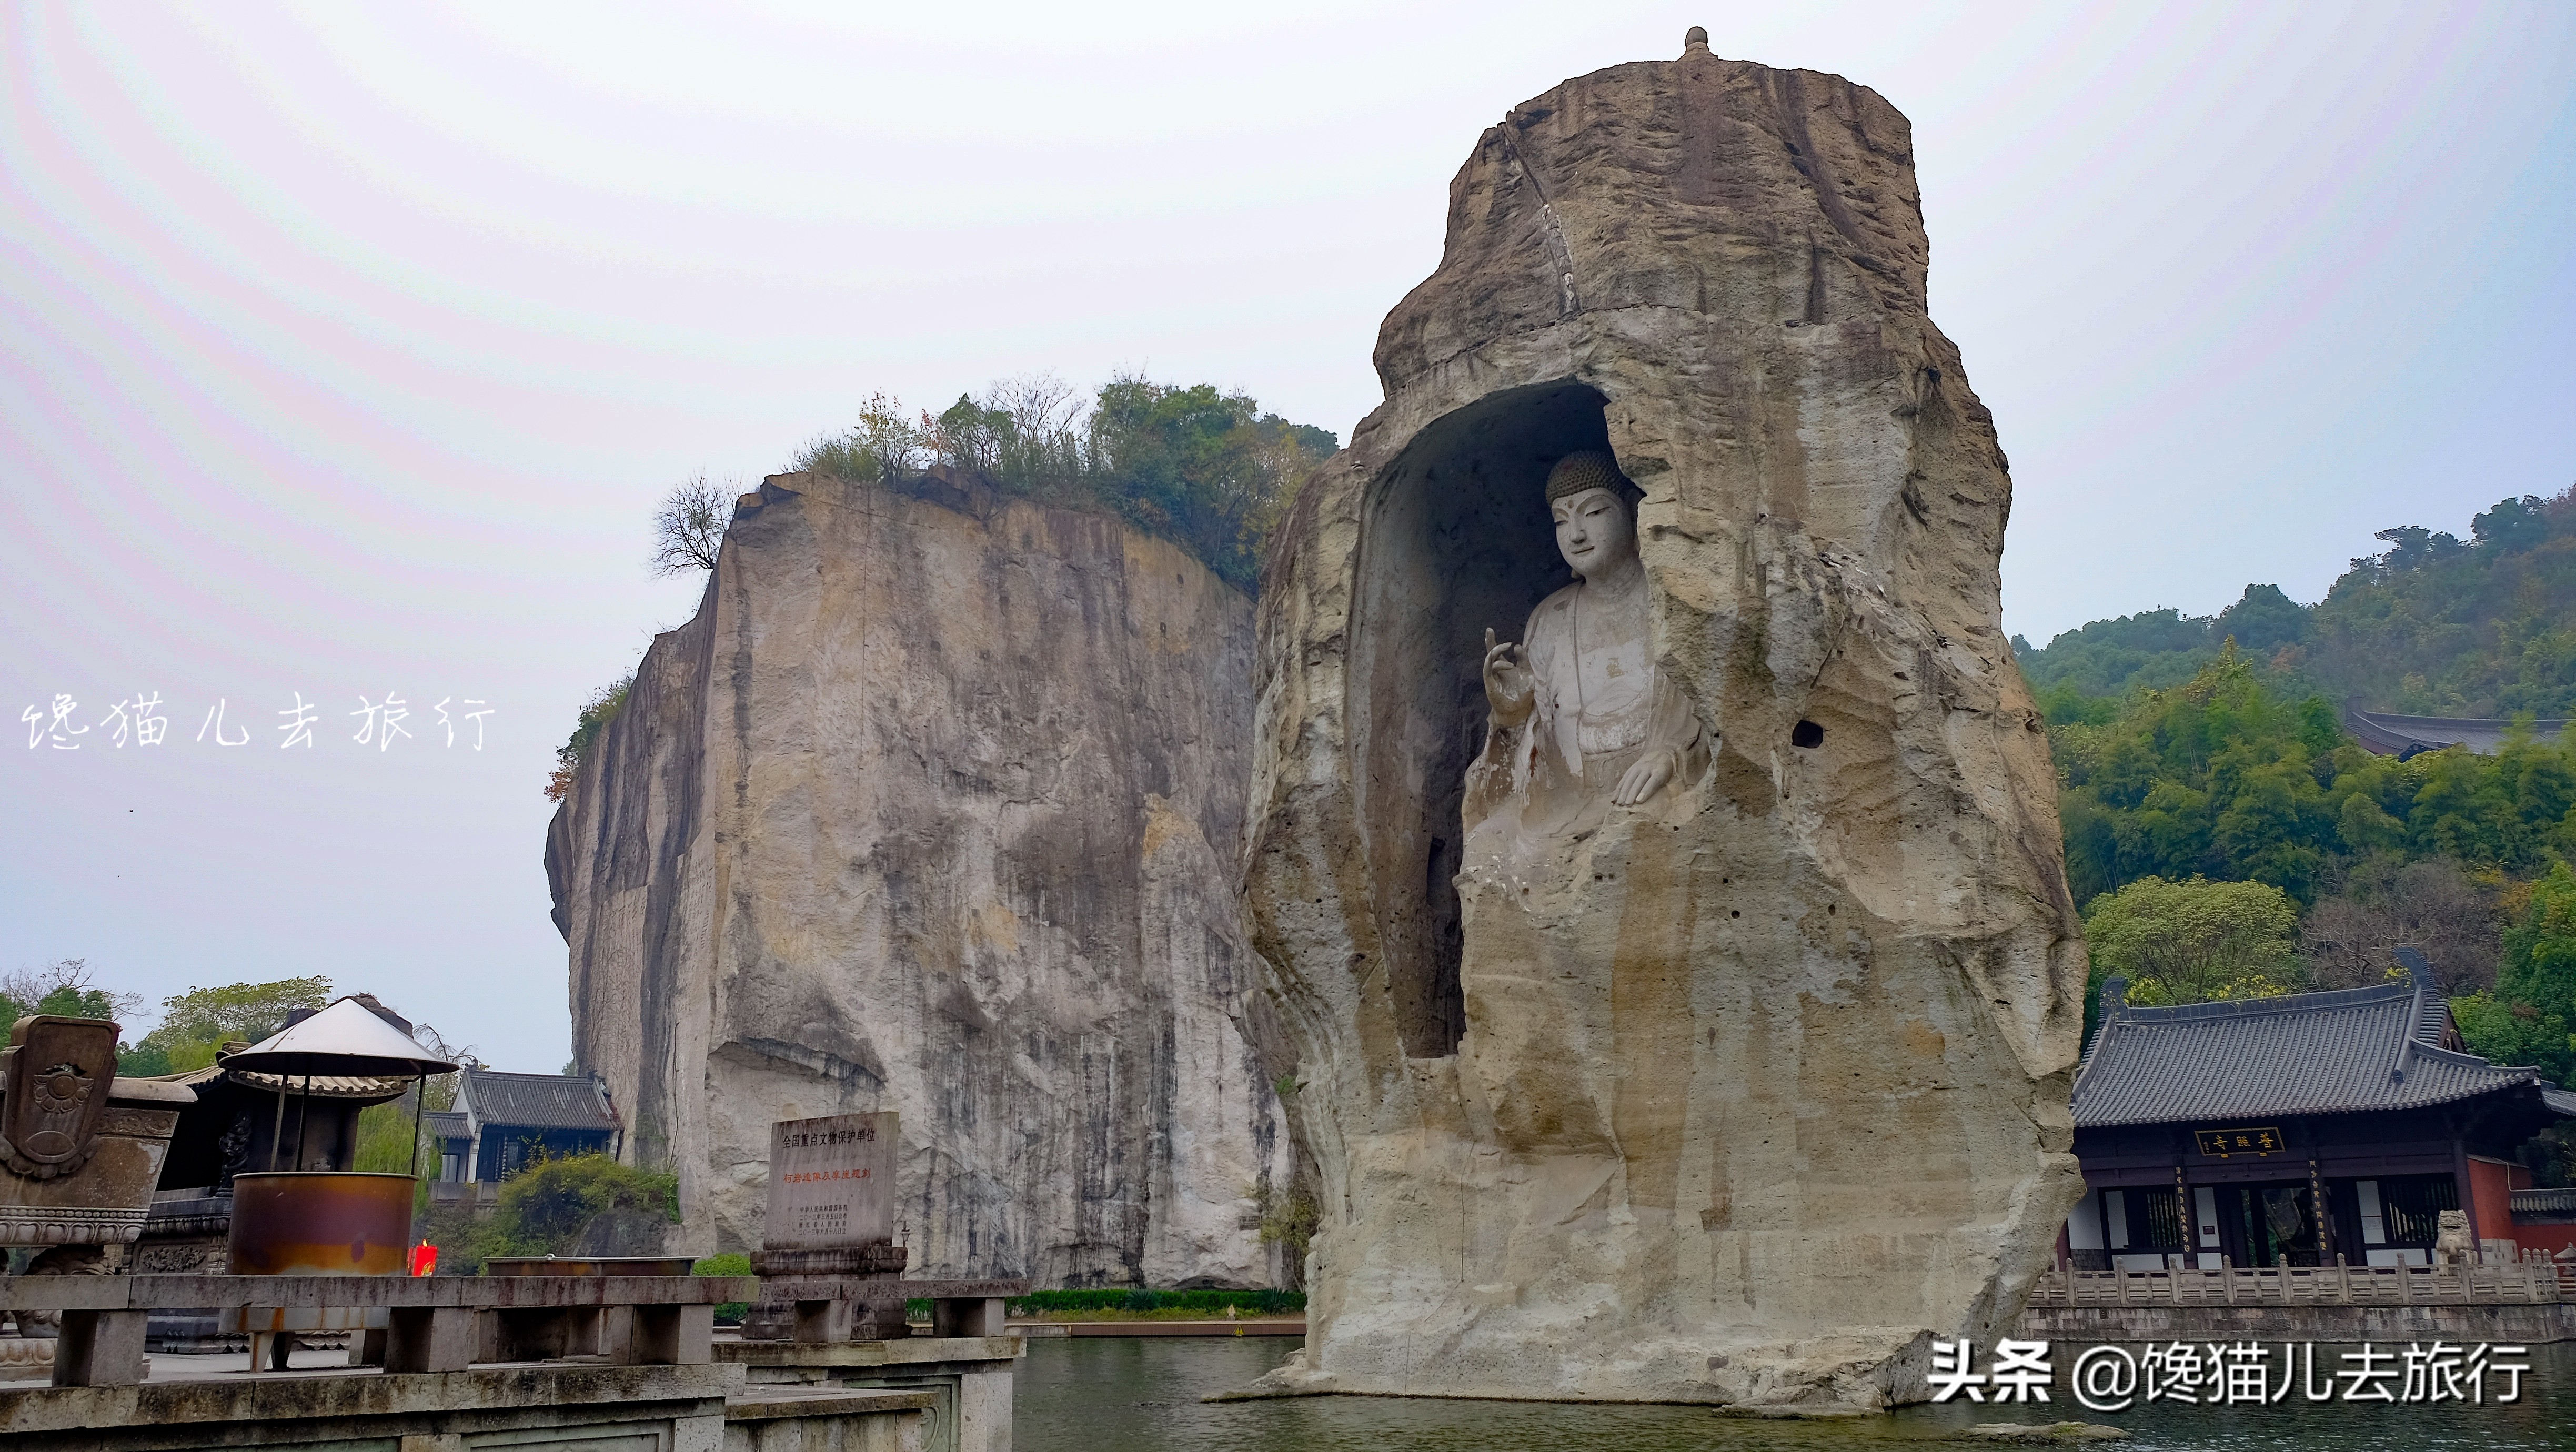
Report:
1464,578,1710,855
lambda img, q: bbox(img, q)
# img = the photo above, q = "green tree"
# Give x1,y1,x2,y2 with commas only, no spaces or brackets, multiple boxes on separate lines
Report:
1083,376,1333,589
2053,645,2340,902
2050,644,2576,910
2,961,143,1072
133,976,334,1074
2084,875,2302,1019
353,1095,433,1176
2452,861,2576,1084
1,962,174,1076
0,960,132,1025
934,393,1017,473
351,1033,466,1177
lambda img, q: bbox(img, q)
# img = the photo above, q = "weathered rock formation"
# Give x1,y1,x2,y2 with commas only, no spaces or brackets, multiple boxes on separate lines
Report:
1242,33,2086,1407
549,469,1292,1287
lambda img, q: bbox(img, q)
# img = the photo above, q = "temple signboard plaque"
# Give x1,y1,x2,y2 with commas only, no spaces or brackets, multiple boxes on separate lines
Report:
2193,1126,2285,1158
763,1111,895,1251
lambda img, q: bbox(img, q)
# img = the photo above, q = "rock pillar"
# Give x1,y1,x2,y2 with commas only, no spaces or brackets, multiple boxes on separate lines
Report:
1242,36,2085,1407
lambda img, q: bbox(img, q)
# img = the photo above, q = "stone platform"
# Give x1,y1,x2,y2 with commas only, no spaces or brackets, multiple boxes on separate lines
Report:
720,1335,1023,1452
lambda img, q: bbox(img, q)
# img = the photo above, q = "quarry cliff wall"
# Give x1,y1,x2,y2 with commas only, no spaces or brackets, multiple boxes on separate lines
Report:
548,470,1293,1286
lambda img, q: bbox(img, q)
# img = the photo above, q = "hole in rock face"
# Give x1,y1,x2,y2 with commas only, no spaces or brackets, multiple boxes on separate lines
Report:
1791,719,1825,748
1350,380,1613,1058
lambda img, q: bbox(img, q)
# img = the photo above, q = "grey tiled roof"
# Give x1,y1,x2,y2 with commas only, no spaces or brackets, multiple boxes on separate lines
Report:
458,1068,618,1133
2074,980,2561,1128
160,1062,409,1100
425,1110,468,1141
2347,708,2574,758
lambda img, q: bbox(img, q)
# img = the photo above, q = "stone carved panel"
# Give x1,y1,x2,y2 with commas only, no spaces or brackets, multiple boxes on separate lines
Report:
0,1017,117,1179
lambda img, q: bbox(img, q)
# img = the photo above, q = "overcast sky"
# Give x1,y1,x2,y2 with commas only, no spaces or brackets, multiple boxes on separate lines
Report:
5,2,2570,1070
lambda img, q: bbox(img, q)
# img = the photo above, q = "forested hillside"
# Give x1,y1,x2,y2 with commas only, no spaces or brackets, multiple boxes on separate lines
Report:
2016,488,2576,716
2021,485,2576,1147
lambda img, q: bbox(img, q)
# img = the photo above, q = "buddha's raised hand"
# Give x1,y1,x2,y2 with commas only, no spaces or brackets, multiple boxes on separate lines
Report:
1483,628,1536,724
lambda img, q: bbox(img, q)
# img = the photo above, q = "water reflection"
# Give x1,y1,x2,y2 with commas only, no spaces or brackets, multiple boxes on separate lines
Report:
1014,1337,2572,1451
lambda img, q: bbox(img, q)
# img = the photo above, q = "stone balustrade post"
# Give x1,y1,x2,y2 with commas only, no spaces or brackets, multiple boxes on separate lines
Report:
51,1309,148,1388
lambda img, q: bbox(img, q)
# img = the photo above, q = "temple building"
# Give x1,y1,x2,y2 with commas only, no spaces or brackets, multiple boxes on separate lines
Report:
2064,951,2576,1270
429,1065,623,1184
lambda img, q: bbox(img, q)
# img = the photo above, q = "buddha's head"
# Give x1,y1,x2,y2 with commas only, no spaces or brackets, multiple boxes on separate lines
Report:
1545,451,1640,581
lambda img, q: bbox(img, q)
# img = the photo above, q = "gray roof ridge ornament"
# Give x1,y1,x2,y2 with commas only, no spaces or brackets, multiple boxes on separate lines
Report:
2394,945,2436,993
2070,976,2130,1090
2391,945,2433,1084
2412,1040,2542,1075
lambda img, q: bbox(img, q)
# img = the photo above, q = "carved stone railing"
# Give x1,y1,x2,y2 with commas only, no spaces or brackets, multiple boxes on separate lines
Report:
2031,1262,2565,1308
0,1273,757,1388
748,1277,1029,1344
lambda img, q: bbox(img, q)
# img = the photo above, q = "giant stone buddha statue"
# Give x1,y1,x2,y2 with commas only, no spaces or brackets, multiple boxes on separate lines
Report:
1465,451,1711,862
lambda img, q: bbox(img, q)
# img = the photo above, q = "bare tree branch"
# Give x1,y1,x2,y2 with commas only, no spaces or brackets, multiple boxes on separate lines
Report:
650,473,731,577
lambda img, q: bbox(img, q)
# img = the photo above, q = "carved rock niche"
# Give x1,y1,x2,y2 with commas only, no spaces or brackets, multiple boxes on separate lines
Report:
1352,379,1617,1059
1243,37,2088,1408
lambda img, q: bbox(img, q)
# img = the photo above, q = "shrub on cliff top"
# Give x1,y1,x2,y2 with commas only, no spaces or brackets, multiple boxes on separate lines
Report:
547,675,633,803
792,373,1337,593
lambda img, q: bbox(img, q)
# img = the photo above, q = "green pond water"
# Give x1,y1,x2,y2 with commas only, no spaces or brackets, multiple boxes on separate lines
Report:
1014,1336,2576,1451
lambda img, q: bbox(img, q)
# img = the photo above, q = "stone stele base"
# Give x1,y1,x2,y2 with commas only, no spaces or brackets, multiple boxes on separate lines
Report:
1242,32,2086,1410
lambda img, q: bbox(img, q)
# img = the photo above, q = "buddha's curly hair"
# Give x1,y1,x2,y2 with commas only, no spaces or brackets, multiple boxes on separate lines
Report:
1543,450,1641,506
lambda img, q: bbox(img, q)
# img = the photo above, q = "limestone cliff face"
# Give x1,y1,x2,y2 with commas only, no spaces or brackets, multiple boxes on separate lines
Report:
1243,38,2086,1406
549,470,1291,1286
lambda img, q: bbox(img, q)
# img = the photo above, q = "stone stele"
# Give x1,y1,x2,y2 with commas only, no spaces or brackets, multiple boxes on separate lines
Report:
763,1112,897,1252
1241,32,2085,1408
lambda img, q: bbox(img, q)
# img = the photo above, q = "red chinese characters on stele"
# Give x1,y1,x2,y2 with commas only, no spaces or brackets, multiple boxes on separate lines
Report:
764,1112,896,1251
